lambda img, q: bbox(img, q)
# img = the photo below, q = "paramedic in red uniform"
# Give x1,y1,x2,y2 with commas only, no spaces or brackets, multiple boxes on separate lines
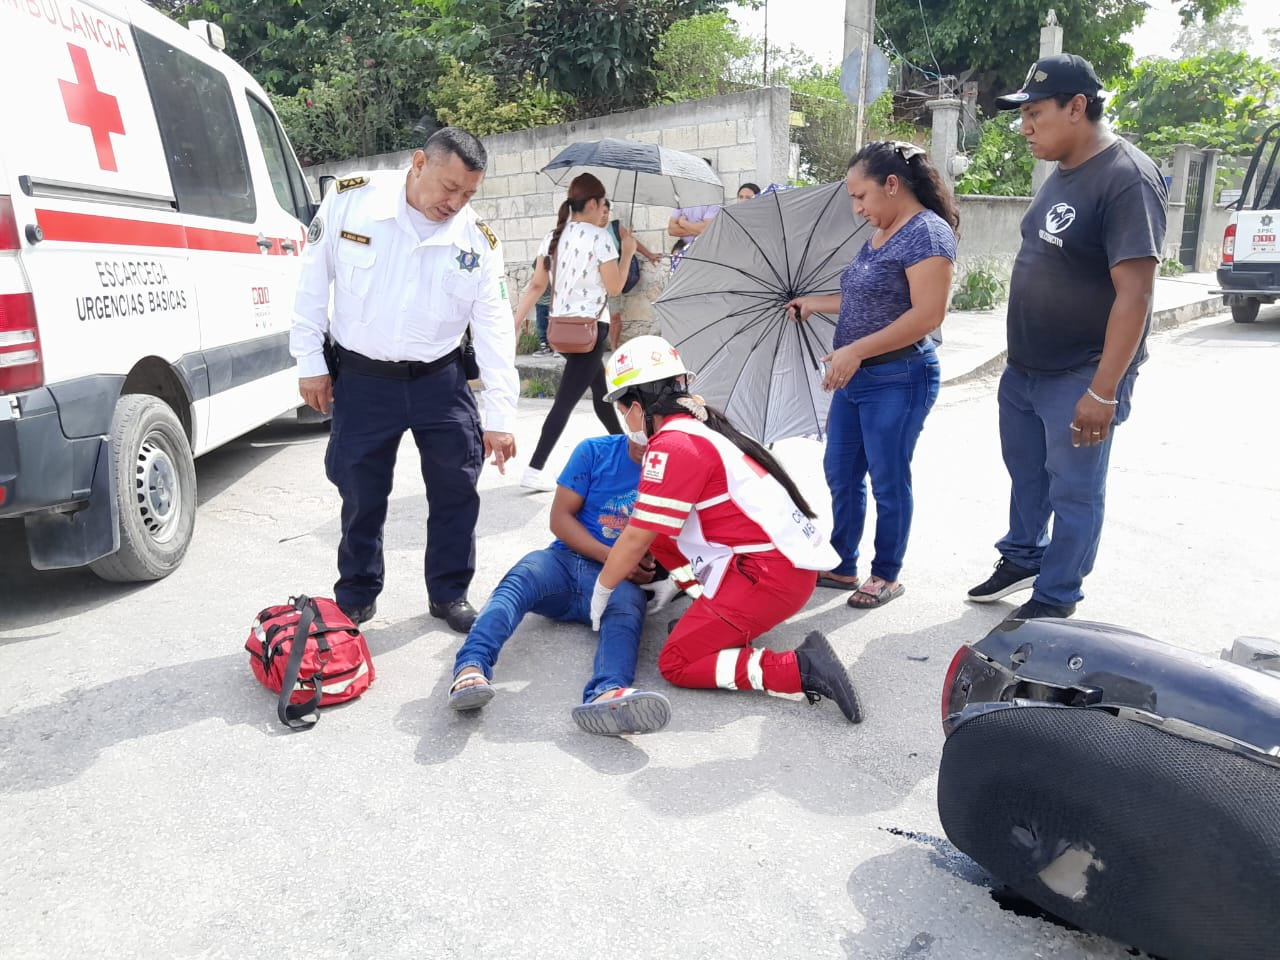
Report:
589,336,863,723
290,127,519,634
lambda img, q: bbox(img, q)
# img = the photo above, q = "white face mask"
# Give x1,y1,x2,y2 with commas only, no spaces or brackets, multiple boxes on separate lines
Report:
616,404,648,446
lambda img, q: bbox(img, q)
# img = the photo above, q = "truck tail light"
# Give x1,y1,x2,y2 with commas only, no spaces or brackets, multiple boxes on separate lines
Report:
1223,223,1236,264
0,197,44,393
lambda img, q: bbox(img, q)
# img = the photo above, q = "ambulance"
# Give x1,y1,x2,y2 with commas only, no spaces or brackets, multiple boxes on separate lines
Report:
0,0,315,580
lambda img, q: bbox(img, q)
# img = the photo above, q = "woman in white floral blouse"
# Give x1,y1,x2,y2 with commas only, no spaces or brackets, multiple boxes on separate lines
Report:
513,173,638,491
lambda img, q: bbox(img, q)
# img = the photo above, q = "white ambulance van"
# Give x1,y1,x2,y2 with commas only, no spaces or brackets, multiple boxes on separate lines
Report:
0,0,315,580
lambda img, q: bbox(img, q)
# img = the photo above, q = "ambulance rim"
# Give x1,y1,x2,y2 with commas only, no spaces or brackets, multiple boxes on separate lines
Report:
89,394,196,582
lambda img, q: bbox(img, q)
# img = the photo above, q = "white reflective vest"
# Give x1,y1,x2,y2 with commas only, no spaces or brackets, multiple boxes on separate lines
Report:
657,418,839,597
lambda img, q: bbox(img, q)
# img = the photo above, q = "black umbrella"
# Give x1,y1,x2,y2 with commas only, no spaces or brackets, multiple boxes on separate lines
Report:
654,181,872,444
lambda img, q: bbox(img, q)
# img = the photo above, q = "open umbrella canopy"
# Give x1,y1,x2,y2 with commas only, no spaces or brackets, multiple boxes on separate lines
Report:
539,138,726,209
654,181,872,444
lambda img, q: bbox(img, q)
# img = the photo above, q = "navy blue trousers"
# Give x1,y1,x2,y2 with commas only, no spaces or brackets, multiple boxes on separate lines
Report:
325,360,483,610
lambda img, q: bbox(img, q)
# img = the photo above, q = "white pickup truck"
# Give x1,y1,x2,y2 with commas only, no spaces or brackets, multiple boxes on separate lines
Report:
1215,120,1280,324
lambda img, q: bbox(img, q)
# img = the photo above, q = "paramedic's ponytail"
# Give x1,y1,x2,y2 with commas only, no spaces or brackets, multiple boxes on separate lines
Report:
618,383,817,519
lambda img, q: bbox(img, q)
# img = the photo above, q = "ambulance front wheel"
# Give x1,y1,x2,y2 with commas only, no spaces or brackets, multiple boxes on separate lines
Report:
90,395,197,582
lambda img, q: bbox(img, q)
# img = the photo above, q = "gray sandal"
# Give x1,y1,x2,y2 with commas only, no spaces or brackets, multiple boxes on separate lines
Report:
448,672,494,712
571,688,671,736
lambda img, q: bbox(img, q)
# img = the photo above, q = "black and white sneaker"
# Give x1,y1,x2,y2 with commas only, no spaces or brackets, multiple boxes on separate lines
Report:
795,631,863,724
967,558,1037,603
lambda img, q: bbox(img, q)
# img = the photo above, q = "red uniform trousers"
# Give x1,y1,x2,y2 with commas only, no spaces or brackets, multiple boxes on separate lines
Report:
650,537,817,694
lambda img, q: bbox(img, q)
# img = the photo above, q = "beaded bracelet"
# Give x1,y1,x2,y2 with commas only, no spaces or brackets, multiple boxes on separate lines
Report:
1086,387,1119,406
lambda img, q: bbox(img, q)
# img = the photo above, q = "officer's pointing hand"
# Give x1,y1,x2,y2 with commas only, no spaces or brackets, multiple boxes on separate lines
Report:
299,375,333,415
483,431,516,474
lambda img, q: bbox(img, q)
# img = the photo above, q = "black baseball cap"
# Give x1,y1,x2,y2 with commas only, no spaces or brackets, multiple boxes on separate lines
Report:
994,53,1103,109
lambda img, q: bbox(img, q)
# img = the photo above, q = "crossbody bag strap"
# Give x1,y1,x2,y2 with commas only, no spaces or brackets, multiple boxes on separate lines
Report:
277,594,326,729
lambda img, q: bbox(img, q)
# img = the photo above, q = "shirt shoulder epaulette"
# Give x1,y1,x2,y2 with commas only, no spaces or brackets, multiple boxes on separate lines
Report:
335,175,370,194
475,219,500,250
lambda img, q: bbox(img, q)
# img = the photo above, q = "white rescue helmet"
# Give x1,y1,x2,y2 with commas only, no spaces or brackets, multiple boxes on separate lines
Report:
604,335,691,402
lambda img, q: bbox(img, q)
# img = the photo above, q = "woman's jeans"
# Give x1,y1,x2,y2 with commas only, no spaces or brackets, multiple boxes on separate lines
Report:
995,362,1136,607
824,347,940,582
452,547,647,703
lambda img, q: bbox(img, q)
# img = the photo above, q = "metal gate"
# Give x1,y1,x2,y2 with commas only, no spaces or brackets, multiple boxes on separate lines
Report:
1180,156,1208,267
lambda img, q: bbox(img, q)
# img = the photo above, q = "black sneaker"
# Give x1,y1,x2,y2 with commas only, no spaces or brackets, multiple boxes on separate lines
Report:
967,558,1037,603
1006,599,1076,621
795,631,863,723
339,601,376,626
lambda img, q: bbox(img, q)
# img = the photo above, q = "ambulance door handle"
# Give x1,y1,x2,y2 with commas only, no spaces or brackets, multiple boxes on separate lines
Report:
280,239,297,253
256,233,274,251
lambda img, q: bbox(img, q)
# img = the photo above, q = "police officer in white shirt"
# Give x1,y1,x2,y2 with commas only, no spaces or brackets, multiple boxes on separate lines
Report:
291,127,519,634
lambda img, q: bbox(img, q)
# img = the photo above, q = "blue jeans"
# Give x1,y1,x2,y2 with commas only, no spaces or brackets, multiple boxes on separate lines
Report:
995,363,1136,606
452,547,647,703
824,347,940,582
534,302,550,344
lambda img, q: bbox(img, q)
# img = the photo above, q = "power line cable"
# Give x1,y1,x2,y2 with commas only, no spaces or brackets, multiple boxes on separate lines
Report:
916,0,944,81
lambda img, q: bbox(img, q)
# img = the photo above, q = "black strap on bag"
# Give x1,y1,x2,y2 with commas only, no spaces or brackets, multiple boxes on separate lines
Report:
277,595,329,729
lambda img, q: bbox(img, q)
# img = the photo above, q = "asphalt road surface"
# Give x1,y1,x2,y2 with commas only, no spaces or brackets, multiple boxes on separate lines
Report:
2,307,1278,959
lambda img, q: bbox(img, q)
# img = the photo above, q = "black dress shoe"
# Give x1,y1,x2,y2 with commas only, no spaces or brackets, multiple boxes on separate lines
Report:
339,601,376,626
429,599,478,633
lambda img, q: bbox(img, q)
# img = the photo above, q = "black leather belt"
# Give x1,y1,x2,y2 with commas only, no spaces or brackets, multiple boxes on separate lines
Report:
333,343,460,380
861,338,929,367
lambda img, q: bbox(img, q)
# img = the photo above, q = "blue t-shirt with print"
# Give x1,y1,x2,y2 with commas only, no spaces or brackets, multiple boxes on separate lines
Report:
550,435,640,552
834,209,956,348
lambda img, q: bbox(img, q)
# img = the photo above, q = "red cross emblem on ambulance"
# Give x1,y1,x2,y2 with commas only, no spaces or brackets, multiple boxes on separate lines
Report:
58,43,125,172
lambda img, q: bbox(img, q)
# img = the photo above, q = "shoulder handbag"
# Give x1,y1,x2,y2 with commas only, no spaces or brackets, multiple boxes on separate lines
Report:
545,252,599,355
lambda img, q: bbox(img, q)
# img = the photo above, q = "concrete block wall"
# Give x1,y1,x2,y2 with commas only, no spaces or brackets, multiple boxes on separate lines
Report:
304,88,794,314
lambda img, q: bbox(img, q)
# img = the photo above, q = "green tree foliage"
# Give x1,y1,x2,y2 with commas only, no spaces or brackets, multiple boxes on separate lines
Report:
167,0,734,161
954,113,1033,196
513,0,727,117
271,36,420,166
875,0,1241,112
427,58,572,136
653,12,755,102
1110,50,1280,160
1172,7,1249,58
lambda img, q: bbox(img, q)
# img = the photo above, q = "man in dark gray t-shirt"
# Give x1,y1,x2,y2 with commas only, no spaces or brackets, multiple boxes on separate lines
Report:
966,53,1168,621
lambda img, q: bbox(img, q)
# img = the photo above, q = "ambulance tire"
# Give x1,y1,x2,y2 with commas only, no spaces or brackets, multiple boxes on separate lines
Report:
1231,299,1260,323
90,395,197,582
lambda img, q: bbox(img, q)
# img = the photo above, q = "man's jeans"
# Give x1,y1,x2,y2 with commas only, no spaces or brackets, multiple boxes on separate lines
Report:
996,363,1136,606
452,547,647,703
824,347,940,582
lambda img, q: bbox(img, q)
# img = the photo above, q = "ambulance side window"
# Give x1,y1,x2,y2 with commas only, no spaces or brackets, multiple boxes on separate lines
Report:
135,30,255,223
246,95,311,224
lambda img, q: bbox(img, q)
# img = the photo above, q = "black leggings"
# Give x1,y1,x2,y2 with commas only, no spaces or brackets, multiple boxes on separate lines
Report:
530,322,620,469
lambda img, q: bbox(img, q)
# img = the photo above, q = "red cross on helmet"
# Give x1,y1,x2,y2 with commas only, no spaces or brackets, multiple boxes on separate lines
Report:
604,335,691,402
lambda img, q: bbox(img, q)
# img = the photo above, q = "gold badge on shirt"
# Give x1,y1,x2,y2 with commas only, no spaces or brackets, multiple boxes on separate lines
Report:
341,230,371,245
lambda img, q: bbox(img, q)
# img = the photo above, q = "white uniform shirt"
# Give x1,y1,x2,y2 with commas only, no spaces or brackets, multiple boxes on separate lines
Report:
536,221,617,318
290,170,519,432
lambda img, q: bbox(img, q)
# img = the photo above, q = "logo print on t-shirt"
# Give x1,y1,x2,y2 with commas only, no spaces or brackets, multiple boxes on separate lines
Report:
1045,203,1077,235
643,451,668,482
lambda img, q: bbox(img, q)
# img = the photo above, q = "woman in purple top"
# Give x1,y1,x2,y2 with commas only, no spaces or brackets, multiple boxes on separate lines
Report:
786,141,958,609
